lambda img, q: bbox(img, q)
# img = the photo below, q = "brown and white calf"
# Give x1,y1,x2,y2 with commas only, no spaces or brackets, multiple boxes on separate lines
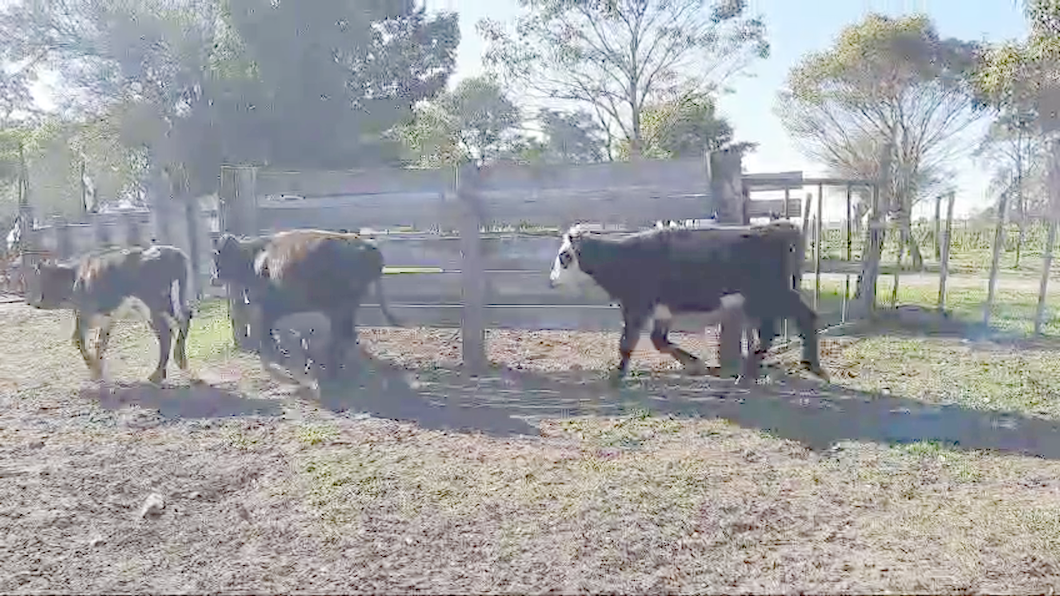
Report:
212,229,401,379
549,220,823,385
31,245,194,384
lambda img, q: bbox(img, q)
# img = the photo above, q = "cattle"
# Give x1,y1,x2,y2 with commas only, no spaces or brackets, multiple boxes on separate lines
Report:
30,244,193,385
549,220,824,386
211,229,401,379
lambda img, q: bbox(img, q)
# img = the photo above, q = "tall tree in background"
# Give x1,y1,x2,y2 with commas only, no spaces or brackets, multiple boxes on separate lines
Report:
393,76,524,168
0,0,460,198
224,0,459,169
477,0,768,159
776,14,982,274
534,109,607,164
975,110,1045,267
617,90,754,159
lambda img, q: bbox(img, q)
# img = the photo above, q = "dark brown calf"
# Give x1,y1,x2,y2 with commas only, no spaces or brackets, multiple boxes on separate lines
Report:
212,229,401,379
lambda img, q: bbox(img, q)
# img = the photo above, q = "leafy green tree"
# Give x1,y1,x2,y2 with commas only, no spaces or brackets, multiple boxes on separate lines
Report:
975,109,1045,266
534,109,607,164
616,91,754,160
0,0,460,198
478,0,768,159
776,14,982,277
393,76,524,167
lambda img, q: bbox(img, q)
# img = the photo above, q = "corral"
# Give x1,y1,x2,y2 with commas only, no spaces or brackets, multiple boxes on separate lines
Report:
6,152,1060,593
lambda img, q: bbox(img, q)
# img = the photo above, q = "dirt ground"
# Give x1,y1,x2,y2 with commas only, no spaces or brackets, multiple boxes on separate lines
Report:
4,301,1060,593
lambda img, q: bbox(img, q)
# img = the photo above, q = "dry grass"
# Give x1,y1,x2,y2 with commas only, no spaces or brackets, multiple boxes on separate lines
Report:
3,298,1060,592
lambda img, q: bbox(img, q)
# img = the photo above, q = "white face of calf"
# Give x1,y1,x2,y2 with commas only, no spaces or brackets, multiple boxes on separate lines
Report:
549,225,597,291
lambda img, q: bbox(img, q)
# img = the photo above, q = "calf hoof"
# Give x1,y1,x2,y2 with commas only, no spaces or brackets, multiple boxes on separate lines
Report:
147,370,166,385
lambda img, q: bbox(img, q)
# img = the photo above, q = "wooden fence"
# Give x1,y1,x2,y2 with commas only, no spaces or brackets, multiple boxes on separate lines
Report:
21,199,217,300
219,150,877,373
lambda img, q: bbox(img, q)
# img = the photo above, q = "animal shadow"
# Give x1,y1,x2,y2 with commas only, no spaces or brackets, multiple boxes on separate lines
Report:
312,355,540,438
80,381,284,420
325,358,1060,461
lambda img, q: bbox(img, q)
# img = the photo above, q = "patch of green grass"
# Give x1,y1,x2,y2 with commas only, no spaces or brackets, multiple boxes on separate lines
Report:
557,413,685,451
185,298,239,362
828,335,1060,419
297,423,339,446
804,275,1060,336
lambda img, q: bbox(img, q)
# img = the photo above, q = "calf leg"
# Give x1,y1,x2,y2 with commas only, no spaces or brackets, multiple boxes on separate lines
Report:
147,312,173,385
72,313,103,381
323,308,358,379
736,317,773,387
777,289,827,380
610,305,648,386
173,312,191,373
96,318,114,365
648,306,706,374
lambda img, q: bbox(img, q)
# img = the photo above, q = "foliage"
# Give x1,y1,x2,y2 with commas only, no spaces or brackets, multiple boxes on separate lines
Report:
975,110,1047,221
0,0,461,200
975,1,1060,129
533,108,607,164
478,0,768,157
392,76,524,167
776,13,982,210
615,91,755,160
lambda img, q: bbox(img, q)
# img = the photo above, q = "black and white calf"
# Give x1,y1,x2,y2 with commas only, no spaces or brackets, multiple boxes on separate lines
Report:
549,220,824,384
31,245,194,384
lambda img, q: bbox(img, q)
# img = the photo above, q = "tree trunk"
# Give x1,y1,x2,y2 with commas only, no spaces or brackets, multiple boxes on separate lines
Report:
852,144,893,319
853,216,886,317
1016,217,1027,268
984,188,1010,328
934,195,942,259
896,211,924,271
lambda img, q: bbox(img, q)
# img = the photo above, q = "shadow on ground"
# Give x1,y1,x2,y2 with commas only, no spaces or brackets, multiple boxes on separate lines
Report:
79,381,284,420
302,351,1060,460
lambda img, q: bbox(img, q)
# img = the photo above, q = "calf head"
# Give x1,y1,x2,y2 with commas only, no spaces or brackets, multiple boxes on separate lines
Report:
212,233,258,286
549,223,597,290
30,261,77,309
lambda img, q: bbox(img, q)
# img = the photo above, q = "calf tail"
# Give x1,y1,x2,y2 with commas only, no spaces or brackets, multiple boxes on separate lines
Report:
373,278,402,327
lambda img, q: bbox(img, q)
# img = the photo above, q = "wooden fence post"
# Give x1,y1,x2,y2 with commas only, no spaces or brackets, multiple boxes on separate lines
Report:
54,217,72,260
709,148,746,377
842,183,853,323
938,191,956,313
457,164,487,375
218,165,259,350
184,197,203,300
984,185,1011,328
934,194,943,259
815,182,823,312
799,192,813,292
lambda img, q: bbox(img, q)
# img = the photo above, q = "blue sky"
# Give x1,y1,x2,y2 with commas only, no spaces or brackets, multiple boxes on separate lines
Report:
429,0,1031,220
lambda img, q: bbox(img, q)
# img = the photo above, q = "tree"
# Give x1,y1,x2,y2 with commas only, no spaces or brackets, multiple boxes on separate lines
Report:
975,109,1046,267
0,0,460,197
477,0,768,159
616,90,754,160
534,108,607,164
393,76,524,168
223,0,460,169
776,14,983,281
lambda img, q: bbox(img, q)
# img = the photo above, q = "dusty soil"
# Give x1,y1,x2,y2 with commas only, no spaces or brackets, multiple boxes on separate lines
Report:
4,301,1060,593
